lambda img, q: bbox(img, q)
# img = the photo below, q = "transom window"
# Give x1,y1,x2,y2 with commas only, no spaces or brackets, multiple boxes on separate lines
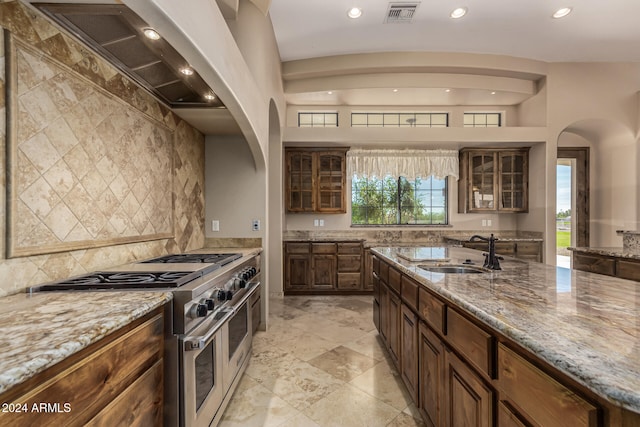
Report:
351,112,448,128
351,175,448,225
464,112,502,127
298,112,338,127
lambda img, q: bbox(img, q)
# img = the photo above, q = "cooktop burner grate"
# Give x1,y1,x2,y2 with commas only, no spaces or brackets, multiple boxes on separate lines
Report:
32,271,201,291
140,253,242,266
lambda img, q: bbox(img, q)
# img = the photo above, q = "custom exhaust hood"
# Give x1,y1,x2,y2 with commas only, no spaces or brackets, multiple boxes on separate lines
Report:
34,3,225,109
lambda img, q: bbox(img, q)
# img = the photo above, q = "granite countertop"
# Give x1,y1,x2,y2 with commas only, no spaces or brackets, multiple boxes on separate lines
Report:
443,235,543,242
0,291,172,395
372,246,640,413
568,246,640,260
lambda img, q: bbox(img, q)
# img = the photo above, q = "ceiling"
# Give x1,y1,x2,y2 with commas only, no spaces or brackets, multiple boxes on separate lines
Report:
269,0,640,63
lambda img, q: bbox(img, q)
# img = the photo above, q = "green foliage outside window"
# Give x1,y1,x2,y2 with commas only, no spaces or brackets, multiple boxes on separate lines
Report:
351,175,448,225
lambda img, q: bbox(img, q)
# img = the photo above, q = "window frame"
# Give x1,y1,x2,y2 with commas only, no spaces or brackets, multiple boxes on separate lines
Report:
350,175,449,226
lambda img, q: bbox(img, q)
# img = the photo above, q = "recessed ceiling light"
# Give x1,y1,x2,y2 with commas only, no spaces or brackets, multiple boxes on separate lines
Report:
347,7,362,19
204,93,216,101
450,7,467,19
393,89,399,93
491,91,496,95
327,91,333,95
180,67,194,76
445,89,451,93
143,28,160,40
552,7,572,19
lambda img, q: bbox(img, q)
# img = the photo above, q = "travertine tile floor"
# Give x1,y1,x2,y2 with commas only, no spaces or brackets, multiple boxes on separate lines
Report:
220,295,426,427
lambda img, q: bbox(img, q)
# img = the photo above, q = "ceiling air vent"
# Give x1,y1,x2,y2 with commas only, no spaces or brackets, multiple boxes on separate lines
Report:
385,2,420,23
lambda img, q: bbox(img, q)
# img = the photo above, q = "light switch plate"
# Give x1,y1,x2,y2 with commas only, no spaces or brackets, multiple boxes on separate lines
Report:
252,220,260,231
212,220,220,232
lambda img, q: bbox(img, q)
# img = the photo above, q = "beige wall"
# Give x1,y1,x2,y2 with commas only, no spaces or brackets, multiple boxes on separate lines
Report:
0,1,205,296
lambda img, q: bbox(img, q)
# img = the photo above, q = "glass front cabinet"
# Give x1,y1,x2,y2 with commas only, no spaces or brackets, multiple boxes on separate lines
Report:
458,148,529,213
286,148,347,213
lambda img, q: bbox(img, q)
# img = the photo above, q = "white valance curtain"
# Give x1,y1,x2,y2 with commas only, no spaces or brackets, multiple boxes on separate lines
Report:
347,149,459,181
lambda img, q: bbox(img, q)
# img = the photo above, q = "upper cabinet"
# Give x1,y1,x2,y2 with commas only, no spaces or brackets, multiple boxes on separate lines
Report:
286,148,347,213
458,148,529,213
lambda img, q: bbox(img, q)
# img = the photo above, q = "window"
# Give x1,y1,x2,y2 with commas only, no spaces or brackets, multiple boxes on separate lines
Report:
351,175,448,225
298,112,338,127
351,112,448,127
464,112,502,127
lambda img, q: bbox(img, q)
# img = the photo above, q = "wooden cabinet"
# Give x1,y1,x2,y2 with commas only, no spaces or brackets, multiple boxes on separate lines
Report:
371,255,608,427
419,322,445,427
387,290,402,367
572,251,640,281
498,344,599,427
445,349,494,427
284,241,367,293
401,304,419,402
285,148,347,213
0,309,164,427
461,240,543,263
459,148,529,213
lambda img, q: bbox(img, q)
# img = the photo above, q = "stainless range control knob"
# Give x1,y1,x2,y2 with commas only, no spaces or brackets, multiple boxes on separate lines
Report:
233,277,246,289
204,299,215,311
189,303,208,319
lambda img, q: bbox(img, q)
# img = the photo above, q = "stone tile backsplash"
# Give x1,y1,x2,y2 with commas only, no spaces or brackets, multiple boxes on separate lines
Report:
0,1,205,295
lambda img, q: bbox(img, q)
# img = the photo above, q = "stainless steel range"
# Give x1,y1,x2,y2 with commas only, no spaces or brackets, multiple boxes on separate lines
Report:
28,251,261,427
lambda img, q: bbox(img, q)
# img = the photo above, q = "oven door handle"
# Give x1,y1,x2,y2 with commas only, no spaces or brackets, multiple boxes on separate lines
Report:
183,309,234,351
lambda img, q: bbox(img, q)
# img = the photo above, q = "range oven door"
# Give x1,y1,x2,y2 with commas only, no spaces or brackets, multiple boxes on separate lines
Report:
222,296,252,391
180,310,232,427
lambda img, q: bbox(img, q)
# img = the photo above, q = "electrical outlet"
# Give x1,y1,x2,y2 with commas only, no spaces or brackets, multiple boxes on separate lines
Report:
212,220,220,232
252,220,260,231
482,219,487,227
314,219,319,226
487,219,492,227
319,219,324,227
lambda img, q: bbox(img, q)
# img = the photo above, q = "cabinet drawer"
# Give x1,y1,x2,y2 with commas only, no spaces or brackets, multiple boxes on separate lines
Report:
337,242,362,254
498,344,599,427
515,242,540,256
388,267,401,294
616,259,640,281
573,253,615,276
286,243,310,254
400,275,419,312
447,308,494,378
338,273,361,289
312,243,336,253
419,288,445,333
337,255,361,272
85,360,163,427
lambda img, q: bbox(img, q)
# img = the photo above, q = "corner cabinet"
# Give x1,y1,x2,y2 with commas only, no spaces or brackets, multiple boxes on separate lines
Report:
285,148,348,213
459,148,529,213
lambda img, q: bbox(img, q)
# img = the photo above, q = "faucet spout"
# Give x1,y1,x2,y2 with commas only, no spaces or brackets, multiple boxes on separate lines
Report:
469,234,502,270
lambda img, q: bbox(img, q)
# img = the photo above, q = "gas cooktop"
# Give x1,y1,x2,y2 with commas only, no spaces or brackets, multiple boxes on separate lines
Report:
30,271,202,291
139,253,242,265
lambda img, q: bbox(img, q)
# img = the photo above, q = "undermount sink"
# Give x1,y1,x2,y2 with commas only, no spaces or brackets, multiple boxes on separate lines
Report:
418,265,488,274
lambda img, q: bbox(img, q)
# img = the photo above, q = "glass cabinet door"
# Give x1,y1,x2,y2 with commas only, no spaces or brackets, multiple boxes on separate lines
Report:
287,152,314,211
469,153,496,210
499,152,527,210
317,153,345,212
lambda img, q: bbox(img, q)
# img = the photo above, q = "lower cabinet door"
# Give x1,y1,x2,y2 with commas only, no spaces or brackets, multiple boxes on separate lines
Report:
387,291,402,367
419,322,445,427
400,304,419,402
445,350,494,427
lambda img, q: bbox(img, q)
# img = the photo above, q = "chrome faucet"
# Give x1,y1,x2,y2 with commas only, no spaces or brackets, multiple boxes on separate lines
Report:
469,233,503,270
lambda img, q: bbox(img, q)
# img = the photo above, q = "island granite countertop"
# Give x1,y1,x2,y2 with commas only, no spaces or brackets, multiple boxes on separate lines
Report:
0,291,172,395
372,246,640,413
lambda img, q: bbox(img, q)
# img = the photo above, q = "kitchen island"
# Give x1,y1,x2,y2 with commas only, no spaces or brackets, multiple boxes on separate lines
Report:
372,246,640,427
